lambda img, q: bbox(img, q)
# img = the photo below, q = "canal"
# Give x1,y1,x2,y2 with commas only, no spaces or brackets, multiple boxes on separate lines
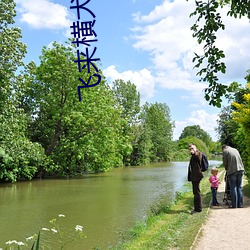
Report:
0,160,221,249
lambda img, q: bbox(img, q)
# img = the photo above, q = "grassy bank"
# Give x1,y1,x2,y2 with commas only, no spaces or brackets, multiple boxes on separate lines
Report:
111,169,225,250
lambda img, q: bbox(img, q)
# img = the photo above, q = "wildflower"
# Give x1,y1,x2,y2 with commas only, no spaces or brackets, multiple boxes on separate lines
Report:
5,240,25,246
26,236,34,241
51,228,58,233
6,240,17,245
75,225,83,232
17,242,25,246
42,228,50,231
58,214,65,217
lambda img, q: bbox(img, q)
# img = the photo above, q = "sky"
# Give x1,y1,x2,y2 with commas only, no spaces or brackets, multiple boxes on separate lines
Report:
14,0,250,141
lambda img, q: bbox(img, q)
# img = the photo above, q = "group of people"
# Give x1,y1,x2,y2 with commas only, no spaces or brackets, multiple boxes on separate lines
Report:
188,143,244,214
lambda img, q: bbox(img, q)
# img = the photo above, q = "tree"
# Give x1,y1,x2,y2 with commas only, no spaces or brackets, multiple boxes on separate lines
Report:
23,41,125,175
216,106,240,147
190,0,250,107
0,0,26,109
112,79,140,165
112,79,140,124
140,102,174,162
231,76,250,176
178,136,209,156
179,125,212,146
0,0,48,182
216,72,250,150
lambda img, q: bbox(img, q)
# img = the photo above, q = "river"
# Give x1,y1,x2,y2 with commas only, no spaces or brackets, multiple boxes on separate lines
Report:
0,160,221,249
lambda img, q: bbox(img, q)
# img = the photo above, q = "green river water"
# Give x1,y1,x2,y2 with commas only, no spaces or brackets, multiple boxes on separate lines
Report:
0,160,221,249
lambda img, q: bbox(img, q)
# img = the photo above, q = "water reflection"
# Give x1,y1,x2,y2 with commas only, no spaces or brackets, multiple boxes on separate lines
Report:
0,160,221,249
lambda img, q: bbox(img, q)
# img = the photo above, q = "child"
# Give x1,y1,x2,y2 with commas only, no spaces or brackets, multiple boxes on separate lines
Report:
209,168,220,206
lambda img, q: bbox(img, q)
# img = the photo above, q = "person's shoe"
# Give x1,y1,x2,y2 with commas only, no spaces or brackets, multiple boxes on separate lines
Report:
212,203,220,206
190,209,201,214
228,205,236,208
238,205,243,208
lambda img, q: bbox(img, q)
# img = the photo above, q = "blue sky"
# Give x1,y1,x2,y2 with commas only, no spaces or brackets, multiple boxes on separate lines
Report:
14,0,250,141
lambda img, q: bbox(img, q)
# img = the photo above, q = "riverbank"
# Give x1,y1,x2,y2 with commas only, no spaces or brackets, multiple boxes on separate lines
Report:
111,169,221,249
112,168,250,250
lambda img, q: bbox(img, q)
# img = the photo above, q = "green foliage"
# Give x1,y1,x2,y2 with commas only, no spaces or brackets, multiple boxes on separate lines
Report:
112,79,140,123
31,231,40,250
23,41,125,175
0,0,48,182
112,79,140,165
140,102,174,162
209,141,222,154
215,71,250,177
0,0,27,108
189,0,250,107
179,125,212,146
230,76,250,177
130,123,153,165
216,106,240,147
178,136,209,156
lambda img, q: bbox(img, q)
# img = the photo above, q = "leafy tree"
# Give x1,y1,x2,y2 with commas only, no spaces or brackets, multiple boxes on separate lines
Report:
189,0,250,107
140,102,174,162
178,136,209,156
112,79,140,123
0,0,47,182
179,125,212,146
129,122,153,165
216,72,250,151
24,41,125,175
216,106,239,147
209,141,222,155
0,0,26,108
231,80,250,176
112,79,140,165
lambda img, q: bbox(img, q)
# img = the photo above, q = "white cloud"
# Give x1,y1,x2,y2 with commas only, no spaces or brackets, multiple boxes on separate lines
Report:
215,8,250,81
131,0,198,86
173,110,219,141
130,0,250,94
103,65,155,103
16,0,71,29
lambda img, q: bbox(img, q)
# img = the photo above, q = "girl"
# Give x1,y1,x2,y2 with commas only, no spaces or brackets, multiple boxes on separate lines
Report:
209,168,220,206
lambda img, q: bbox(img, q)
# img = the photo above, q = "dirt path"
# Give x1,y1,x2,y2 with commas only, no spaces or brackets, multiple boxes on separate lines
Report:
192,174,250,250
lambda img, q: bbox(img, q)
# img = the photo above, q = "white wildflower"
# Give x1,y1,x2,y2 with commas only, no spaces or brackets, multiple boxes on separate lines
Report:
42,227,50,231
75,225,83,232
51,228,58,233
58,214,65,217
26,236,34,241
17,242,25,246
6,240,17,245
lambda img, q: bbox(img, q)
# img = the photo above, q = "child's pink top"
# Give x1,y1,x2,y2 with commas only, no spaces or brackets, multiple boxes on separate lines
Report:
209,175,219,188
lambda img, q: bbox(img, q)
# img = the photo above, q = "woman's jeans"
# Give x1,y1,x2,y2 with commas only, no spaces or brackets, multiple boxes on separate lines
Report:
228,170,244,208
211,187,218,205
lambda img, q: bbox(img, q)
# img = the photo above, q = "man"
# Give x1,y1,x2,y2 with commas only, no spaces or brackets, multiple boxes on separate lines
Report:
188,143,204,214
222,144,244,208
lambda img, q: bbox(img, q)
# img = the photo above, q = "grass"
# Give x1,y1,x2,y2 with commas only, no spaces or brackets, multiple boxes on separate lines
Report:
111,169,225,250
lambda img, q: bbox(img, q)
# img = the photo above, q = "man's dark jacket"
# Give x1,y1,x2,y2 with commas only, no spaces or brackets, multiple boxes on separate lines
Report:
188,150,204,182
